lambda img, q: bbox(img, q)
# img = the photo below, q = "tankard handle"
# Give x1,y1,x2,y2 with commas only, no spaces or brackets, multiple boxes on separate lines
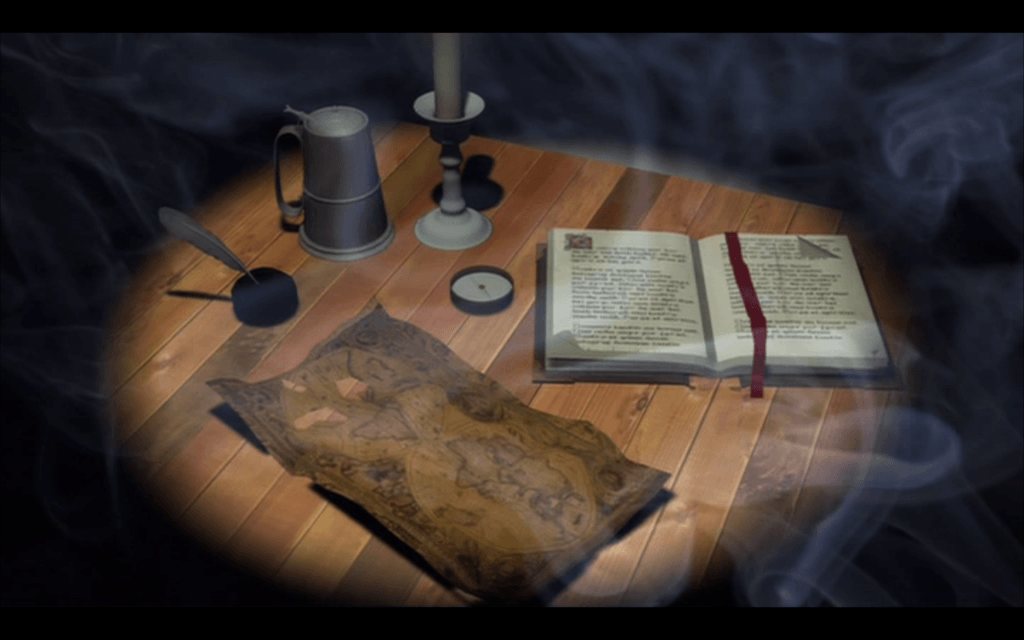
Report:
274,124,304,220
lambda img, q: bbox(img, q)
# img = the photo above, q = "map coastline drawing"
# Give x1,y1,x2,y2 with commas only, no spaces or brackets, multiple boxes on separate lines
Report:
207,302,669,601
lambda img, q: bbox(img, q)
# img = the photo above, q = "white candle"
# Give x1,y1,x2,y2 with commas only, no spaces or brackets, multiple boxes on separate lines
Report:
433,33,463,119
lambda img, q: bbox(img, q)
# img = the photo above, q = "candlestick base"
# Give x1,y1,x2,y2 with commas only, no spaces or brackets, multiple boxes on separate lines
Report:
415,207,492,251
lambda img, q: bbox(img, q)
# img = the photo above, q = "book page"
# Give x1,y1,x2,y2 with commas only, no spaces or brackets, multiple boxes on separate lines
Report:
547,229,708,360
698,234,889,369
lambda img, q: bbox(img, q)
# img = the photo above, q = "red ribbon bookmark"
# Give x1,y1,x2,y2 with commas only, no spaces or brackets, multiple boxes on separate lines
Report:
725,232,766,398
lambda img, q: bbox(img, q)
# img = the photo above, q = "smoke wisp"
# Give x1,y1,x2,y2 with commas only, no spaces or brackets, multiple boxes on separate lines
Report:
1,33,1020,606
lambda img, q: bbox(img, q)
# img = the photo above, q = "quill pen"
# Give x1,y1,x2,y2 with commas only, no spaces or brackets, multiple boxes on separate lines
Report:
159,207,259,284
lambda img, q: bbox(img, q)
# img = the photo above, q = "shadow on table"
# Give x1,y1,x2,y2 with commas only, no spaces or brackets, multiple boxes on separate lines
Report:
210,403,269,455
431,155,504,212
310,484,464,605
498,487,677,607
314,484,674,607
207,401,681,606
278,155,503,234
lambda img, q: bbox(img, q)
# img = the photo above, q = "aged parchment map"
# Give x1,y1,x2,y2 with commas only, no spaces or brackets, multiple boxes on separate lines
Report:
208,302,670,602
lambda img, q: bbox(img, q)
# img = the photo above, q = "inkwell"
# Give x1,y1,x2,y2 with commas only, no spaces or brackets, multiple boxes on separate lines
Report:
159,207,299,327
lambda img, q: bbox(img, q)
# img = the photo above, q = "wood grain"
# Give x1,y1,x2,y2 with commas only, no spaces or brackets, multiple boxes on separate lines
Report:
219,142,548,577
147,136,506,510
613,195,802,606
120,127,444,474
113,123,424,438
329,159,632,604
409,166,667,604
406,168,673,606
106,122,410,390
107,125,908,606
552,188,796,606
113,229,308,444
696,203,842,600
198,141,586,598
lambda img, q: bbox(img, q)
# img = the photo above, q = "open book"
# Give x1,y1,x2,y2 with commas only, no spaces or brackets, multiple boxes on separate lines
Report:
536,228,901,388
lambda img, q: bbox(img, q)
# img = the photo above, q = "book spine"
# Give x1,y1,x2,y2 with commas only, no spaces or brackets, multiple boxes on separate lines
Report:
691,237,718,365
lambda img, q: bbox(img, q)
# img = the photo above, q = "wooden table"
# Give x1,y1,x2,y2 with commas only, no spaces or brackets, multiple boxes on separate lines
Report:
107,121,912,606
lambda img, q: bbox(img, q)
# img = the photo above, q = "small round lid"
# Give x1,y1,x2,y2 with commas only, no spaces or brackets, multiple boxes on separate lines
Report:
450,266,514,316
306,106,368,137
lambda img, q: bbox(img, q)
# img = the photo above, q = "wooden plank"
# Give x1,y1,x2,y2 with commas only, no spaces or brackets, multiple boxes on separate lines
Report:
219,472,327,583
486,303,544,405
106,122,414,388
402,166,674,605
484,175,714,410
107,120,398,337
108,184,296,392
778,215,915,599
445,165,649,374
276,500,374,600
113,228,310,444
552,386,722,606
703,211,914,605
120,129,445,473
332,158,630,605
685,185,758,240
410,159,627,359
147,136,506,513
537,169,672,449
330,537,427,606
374,143,546,327
608,191,798,607
579,385,657,448
404,149,588,407
181,441,285,551
616,390,780,606
169,139,585,598
587,168,670,231
127,254,348,487
637,174,714,234
529,383,601,419
404,575,473,607
113,133,914,608
239,136,507,384
146,416,250,519
625,378,720,478
540,181,749,606
697,203,843,597
105,157,298,339
405,150,587,345
213,143,543,575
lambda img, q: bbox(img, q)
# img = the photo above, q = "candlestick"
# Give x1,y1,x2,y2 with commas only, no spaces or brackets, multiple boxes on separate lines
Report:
412,91,491,250
433,33,463,119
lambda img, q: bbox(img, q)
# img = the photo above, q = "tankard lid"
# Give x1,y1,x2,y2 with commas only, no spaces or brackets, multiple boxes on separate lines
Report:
306,106,368,137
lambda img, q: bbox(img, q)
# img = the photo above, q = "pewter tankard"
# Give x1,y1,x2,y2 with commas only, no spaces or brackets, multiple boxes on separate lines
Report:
274,105,394,261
